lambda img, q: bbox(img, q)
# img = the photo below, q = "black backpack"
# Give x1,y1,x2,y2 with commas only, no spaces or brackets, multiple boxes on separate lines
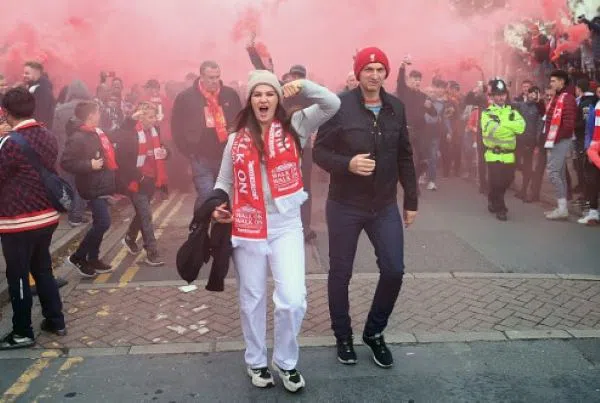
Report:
10,132,74,213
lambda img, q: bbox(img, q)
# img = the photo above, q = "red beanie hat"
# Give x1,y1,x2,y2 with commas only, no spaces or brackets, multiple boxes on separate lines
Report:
353,47,390,79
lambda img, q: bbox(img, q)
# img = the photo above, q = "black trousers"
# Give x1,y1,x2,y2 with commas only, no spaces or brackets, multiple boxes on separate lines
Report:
584,159,600,210
515,145,535,195
530,147,547,200
477,133,488,192
487,162,516,213
1,224,64,338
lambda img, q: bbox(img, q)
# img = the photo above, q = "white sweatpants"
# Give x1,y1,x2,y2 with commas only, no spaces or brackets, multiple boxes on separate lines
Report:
233,208,307,371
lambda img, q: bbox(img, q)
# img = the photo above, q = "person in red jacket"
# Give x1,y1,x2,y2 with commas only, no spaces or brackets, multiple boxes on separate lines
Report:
543,70,578,220
0,88,66,350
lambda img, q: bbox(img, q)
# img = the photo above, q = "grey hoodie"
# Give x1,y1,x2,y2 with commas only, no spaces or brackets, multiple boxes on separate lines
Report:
52,80,92,160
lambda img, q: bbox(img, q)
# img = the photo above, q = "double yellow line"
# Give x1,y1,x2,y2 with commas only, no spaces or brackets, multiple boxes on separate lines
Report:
94,192,187,286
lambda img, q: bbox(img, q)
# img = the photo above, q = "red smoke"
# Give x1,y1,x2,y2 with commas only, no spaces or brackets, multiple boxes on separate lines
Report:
0,0,586,94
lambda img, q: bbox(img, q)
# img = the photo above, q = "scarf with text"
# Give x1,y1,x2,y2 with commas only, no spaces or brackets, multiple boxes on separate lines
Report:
136,122,167,187
231,120,306,249
198,84,228,143
544,92,567,149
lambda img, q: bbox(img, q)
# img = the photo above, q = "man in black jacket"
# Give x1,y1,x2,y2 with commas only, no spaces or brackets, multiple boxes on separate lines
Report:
61,101,116,277
579,7,600,81
171,61,242,211
396,60,436,180
23,62,55,128
314,47,418,369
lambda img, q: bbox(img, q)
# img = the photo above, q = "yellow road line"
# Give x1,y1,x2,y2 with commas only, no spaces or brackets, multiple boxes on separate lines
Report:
118,266,139,287
0,351,60,403
58,356,84,372
94,191,181,285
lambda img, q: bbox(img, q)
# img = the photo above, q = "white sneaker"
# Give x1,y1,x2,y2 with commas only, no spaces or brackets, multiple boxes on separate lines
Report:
418,174,427,185
545,208,569,220
577,210,599,225
246,367,275,388
426,182,437,191
272,360,306,393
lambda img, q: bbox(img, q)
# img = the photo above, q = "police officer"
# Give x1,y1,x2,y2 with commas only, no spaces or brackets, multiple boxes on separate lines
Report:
480,79,526,221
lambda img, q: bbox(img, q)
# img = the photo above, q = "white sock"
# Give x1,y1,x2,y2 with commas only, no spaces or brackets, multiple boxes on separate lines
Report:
589,209,599,216
558,198,567,211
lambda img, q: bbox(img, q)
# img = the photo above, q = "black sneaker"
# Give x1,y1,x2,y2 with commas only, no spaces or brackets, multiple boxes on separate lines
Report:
67,255,97,278
246,367,275,388
41,319,67,336
122,236,141,255
336,336,357,365
0,332,35,350
362,333,393,368
145,249,165,267
88,259,114,274
272,360,306,393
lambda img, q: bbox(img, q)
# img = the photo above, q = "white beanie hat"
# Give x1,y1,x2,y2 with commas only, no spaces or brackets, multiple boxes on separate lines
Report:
246,70,283,101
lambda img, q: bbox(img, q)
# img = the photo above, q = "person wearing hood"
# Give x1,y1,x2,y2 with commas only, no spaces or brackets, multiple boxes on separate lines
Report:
171,60,242,211
23,62,55,128
61,101,117,278
52,79,93,227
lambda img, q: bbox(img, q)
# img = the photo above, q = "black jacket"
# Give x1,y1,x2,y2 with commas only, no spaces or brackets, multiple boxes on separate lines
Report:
60,119,116,200
171,79,242,160
396,65,437,131
313,87,418,212
29,75,56,128
515,101,544,148
576,93,598,140
177,189,232,291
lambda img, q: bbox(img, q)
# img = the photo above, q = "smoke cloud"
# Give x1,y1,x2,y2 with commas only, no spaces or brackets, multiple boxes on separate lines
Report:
0,0,592,92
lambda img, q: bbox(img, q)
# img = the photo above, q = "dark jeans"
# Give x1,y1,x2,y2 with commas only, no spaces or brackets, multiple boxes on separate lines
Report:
73,198,111,261
1,224,64,338
301,144,313,231
326,200,405,339
487,162,516,213
441,133,462,177
584,159,600,210
574,138,586,191
190,156,220,212
515,145,535,195
128,183,157,252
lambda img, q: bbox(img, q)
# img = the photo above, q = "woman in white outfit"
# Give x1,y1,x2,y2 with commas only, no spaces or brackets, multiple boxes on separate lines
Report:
212,70,340,392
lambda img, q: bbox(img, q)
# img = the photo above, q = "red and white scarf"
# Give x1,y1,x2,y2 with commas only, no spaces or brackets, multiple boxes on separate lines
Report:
80,125,118,170
198,84,228,143
544,92,567,149
231,120,306,249
136,122,168,187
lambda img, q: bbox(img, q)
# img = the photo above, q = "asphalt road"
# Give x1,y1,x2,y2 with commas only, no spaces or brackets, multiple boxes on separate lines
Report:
84,176,599,287
1,339,599,402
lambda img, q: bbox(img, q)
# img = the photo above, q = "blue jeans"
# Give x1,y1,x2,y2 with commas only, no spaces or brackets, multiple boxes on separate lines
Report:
62,171,86,223
190,156,220,211
73,198,111,260
1,224,64,338
127,184,157,252
326,200,405,339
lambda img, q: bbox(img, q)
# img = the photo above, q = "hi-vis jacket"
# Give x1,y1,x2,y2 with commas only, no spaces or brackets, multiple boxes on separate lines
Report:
480,104,526,164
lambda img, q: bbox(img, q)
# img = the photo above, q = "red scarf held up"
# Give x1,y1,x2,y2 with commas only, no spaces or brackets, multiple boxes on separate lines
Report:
135,121,168,187
544,92,567,149
231,120,305,245
587,104,600,169
198,83,228,143
80,124,118,170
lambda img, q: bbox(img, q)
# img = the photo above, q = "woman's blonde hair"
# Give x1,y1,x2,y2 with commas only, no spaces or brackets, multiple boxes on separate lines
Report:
132,101,158,120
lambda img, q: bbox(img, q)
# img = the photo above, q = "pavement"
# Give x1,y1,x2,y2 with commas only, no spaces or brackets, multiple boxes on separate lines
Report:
0,173,599,401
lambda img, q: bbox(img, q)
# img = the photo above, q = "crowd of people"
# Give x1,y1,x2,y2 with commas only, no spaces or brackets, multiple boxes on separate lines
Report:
0,6,600,393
